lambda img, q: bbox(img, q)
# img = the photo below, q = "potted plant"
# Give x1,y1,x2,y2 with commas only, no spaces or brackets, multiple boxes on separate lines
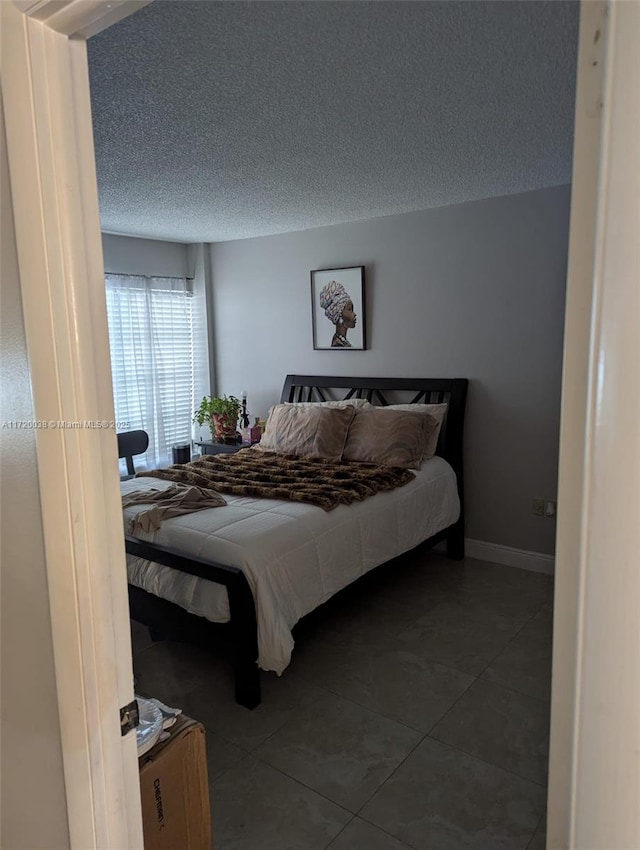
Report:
193,394,241,444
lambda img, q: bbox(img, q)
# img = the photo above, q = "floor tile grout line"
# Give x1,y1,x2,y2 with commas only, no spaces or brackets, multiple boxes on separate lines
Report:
137,577,550,685
468,599,553,682
240,690,434,818
341,666,474,825
299,659,477,749
160,672,525,799
136,631,550,728
323,815,356,850
289,676,470,738
233,680,338,754
525,808,547,850
209,741,355,816
342,670,483,807
418,603,546,752
230,613,551,750
418,672,479,739
247,747,363,816
353,813,424,850
300,610,552,797
243,704,432,829
475,671,552,706
208,753,355,849
207,644,474,753
334,814,424,850
321,815,356,850
250,687,428,800
293,639,484,697
351,732,428,820
211,672,550,791
210,738,544,850
425,729,549,789
208,748,253,788
380,601,549,680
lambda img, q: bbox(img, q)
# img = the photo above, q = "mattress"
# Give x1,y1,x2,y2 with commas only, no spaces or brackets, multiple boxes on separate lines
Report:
123,455,459,674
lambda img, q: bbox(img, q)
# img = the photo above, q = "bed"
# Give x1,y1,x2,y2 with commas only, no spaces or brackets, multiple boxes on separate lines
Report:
124,375,468,708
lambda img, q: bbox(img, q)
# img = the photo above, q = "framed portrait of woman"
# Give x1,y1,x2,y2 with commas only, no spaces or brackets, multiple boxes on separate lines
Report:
310,266,366,350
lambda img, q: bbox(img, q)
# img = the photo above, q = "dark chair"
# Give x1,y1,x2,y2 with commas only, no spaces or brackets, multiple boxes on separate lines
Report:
117,430,149,480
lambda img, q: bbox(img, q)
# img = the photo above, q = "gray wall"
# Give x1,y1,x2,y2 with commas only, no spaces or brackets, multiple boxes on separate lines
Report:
1,101,71,849
210,185,570,556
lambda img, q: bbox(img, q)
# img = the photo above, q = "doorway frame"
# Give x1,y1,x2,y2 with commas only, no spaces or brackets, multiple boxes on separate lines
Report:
548,1,640,847
3,2,150,847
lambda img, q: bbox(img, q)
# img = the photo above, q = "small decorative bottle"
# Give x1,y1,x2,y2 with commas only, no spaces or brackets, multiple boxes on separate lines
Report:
249,416,262,445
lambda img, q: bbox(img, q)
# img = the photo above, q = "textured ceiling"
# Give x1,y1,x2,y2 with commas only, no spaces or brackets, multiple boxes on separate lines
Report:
87,0,579,243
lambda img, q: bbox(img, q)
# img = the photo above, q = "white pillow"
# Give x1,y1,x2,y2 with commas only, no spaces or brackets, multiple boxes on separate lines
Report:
285,398,371,409
383,403,447,460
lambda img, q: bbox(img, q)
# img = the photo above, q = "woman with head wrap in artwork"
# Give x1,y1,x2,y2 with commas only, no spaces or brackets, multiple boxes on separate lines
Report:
318,280,357,347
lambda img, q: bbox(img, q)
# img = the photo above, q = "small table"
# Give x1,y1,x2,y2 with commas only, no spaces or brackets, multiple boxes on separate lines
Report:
194,441,247,456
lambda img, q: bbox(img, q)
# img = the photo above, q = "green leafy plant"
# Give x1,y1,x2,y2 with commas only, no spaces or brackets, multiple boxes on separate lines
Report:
193,395,241,443
193,394,241,425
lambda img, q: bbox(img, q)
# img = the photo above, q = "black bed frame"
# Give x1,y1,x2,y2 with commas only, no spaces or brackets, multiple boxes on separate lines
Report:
127,375,468,709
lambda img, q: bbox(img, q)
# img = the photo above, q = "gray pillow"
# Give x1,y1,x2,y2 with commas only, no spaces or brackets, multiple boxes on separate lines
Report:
255,404,356,461
342,407,438,468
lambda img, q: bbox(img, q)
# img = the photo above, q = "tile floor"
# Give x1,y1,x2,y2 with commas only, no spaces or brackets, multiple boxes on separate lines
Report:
132,549,553,850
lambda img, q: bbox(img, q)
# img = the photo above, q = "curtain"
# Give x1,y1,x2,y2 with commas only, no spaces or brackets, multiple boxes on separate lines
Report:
105,273,195,469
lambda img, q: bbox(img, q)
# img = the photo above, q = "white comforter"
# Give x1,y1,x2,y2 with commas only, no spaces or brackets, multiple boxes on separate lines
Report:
123,455,459,674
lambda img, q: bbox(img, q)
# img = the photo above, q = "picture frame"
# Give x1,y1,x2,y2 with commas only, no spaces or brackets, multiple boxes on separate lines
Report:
310,265,366,350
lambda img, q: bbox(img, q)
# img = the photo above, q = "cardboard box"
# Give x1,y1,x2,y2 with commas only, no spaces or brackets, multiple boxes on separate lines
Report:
139,714,212,850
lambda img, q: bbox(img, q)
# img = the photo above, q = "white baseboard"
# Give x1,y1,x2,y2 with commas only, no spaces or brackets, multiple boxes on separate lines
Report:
464,538,555,575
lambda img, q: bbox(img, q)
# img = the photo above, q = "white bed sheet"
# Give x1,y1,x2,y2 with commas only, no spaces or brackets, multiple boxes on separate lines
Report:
123,455,459,674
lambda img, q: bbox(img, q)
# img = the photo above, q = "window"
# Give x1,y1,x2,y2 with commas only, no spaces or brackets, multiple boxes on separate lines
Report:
105,273,195,469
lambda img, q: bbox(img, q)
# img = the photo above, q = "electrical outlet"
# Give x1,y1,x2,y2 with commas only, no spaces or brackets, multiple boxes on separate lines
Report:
545,500,557,517
532,498,545,517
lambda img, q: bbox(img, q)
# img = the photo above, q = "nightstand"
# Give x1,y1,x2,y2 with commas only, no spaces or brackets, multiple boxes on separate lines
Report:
194,441,245,456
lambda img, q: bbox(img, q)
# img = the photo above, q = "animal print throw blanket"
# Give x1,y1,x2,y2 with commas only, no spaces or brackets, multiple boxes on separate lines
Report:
139,449,415,511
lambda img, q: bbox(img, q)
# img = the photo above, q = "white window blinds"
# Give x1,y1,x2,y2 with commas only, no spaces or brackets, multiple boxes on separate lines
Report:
105,273,195,469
